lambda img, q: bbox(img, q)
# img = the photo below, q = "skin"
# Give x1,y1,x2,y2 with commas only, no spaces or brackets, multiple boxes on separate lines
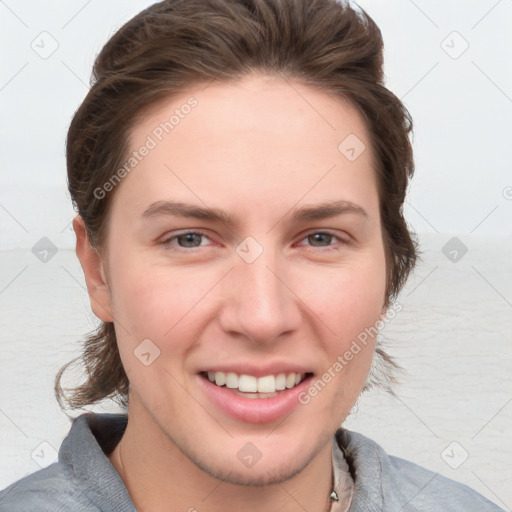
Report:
75,73,387,512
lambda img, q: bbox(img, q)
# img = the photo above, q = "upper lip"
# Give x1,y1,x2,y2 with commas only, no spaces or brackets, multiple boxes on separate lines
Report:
199,362,313,378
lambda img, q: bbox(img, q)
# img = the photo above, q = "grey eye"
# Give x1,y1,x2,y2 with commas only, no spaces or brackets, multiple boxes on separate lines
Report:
177,233,203,247
307,233,333,247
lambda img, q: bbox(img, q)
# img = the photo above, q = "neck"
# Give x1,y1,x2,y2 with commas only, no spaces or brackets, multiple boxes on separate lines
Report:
108,398,334,512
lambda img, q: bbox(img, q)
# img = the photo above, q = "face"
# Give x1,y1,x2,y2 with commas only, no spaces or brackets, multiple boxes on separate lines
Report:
87,73,387,485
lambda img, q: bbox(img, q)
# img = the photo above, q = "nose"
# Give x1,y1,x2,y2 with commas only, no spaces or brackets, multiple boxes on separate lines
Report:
217,247,302,344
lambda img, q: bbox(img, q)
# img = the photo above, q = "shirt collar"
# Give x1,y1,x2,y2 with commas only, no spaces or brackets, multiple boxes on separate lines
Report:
330,429,355,511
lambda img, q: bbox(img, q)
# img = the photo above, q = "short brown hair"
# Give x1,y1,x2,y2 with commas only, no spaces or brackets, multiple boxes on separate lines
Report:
56,0,417,409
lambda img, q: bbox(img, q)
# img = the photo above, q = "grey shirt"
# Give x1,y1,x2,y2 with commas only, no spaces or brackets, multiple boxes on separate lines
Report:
0,413,504,511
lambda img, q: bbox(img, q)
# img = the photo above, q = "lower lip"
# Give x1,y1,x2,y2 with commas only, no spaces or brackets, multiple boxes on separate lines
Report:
197,374,312,424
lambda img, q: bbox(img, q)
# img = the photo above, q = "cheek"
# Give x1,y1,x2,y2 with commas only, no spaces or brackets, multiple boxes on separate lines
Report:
300,253,386,389
305,269,385,417
304,259,386,336
108,252,222,346
107,260,210,393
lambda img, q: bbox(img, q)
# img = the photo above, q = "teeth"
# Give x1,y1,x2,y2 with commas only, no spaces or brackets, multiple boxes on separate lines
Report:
257,375,275,393
275,373,286,391
286,373,296,389
225,372,238,389
206,371,306,393
238,374,257,392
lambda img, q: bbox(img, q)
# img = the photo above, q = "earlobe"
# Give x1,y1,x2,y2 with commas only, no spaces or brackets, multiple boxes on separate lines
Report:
73,215,114,322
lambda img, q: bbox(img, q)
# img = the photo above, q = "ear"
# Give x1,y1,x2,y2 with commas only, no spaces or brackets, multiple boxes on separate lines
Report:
73,215,114,322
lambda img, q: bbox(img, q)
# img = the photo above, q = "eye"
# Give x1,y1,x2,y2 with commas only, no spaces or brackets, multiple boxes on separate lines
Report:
297,231,348,249
161,231,211,249
306,232,335,247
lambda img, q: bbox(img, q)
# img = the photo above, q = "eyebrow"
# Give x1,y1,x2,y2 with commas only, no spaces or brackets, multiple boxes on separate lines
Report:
141,199,368,224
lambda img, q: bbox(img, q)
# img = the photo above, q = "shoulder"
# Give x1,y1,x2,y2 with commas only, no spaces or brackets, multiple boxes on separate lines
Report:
0,462,94,512
383,453,503,512
0,413,132,512
337,429,505,512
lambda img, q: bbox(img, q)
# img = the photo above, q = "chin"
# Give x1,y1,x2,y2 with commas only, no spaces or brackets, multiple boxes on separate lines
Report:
195,456,310,487
178,425,333,488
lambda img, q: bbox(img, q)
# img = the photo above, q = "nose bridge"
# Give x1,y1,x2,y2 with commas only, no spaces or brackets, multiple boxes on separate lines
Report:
220,242,300,343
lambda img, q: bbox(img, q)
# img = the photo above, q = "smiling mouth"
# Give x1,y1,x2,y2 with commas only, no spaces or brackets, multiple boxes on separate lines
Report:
200,371,313,399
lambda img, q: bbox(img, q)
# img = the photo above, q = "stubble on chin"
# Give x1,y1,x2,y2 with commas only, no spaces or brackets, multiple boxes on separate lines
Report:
168,427,335,488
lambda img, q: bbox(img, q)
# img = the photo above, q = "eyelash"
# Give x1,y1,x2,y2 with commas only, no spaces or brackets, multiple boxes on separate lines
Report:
160,230,350,251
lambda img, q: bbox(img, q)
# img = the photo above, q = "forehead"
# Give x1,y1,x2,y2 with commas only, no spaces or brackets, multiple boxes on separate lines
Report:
115,73,378,219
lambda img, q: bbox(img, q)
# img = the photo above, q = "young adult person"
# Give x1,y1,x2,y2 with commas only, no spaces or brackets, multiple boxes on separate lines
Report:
0,1,504,510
